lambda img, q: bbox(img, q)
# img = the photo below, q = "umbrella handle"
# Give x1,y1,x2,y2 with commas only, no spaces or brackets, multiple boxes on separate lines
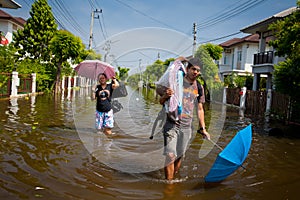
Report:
207,139,223,151
208,139,247,170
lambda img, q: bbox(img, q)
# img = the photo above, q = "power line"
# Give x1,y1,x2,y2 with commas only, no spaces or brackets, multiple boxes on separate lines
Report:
49,0,88,38
200,31,242,44
96,17,108,40
56,0,88,36
20,0,68,30
87,1,109,47
87,0,96,9
17,0,31,9
100,12,108,39
197,0,268,30
112,0,181,32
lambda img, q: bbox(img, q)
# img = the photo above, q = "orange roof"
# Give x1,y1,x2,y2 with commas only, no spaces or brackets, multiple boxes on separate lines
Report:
0,9,26,26
219,34,260,47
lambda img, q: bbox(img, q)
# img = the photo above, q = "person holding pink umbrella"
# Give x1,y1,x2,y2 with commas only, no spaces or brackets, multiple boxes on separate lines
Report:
92,73,119,135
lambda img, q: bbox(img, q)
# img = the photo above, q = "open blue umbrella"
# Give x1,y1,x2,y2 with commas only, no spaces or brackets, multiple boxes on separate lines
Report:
205,124,252,183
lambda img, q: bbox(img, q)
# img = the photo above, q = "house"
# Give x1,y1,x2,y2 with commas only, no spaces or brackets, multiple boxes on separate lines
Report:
0,0,21,9
0,9,25,44
218,33,271,82
240,7,298,91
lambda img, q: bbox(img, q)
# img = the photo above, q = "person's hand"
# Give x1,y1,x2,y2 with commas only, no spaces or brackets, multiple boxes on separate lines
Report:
176,56,187,62
197,129,210,140
164,88,174,98
159,88,174,104
92,84,97,92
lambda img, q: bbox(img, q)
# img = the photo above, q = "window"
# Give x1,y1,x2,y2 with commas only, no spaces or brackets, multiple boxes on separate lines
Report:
238,51,242,62
224,56,227,64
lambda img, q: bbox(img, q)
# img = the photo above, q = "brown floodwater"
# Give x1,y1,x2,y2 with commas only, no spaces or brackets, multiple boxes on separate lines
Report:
0,87,299,200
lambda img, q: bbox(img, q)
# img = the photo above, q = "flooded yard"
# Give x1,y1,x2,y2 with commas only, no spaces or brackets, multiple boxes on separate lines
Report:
0,87,299,199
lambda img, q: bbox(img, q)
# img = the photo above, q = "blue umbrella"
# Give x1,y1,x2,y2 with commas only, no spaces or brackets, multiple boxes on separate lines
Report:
204,124,252,183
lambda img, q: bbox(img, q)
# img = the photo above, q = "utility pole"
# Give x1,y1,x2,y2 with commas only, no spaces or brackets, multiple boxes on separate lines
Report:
88,9,102,50
138,59,143,88
103,40,111,62
192,22,197,57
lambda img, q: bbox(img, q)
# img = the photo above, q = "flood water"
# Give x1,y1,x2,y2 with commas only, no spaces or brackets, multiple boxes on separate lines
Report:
0,86,299,200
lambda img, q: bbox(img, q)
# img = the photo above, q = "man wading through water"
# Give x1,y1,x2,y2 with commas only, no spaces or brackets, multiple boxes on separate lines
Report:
158,57,210,181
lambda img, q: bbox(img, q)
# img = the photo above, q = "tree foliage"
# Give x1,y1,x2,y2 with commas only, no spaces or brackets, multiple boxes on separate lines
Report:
194,45,223,101
7,0,90,92
194,45,222,89
50,30,86,92
224,72,253,89
13,0,57,62
84,49,102,60
268,2,300,100
127,58,174,87
117,66,130,81
202,43,223,60
0,45,17,72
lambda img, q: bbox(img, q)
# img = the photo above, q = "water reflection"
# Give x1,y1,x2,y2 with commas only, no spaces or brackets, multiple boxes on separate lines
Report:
0,87,299,199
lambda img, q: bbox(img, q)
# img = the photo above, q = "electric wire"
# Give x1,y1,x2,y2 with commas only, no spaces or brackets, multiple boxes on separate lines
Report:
55,0,88,36
197,0,268,30
112,0,181,32
49,0,87,38
200,31,243,44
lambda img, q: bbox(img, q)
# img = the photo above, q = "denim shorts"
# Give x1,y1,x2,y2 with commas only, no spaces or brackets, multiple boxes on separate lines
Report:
163,120,192,158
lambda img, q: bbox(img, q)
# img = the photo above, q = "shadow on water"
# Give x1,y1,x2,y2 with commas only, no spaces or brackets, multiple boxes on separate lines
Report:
0,87,299,199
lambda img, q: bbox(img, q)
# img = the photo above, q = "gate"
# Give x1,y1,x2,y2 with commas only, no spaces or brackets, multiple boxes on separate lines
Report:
226,88,241,106
0,73,33,98
0,73,11,98
18,74,32,94
245,90,267,116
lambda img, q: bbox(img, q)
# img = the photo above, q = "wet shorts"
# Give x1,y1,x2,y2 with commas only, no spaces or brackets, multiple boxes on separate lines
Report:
95,109,114,130
163,121,192,158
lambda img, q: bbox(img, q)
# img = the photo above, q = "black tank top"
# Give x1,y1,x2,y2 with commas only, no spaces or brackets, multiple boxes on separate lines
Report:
95,83,113,112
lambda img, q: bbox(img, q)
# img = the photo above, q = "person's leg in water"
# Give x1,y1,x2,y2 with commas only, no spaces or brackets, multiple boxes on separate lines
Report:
174,156,182,175
165,155,183,180
102,110,114,135
172,128,192,176
103,127,112,135
164,152,176,180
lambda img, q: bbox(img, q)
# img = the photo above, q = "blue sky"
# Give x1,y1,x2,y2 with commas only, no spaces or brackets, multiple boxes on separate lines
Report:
3,0,297,73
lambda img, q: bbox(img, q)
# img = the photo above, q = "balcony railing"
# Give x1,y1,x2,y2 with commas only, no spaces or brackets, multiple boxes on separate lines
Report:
253,51,274,65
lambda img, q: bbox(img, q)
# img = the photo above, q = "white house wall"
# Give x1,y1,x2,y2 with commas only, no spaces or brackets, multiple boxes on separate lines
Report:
219,42,260,79
0,19,23,43
245,44,258,72
0,20,10,39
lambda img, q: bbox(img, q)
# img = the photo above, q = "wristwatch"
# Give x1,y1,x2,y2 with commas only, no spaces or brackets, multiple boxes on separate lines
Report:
197,127,205,134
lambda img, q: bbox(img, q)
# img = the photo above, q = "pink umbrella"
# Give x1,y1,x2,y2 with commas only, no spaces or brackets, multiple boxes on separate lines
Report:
74,60,115,80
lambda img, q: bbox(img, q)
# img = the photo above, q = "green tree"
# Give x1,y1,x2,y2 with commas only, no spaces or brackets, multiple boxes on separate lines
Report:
194,45,222,91
50,30,86,93
202,43,223,60
0,45,17,72
268,1,300,100
194,45,223,101
17,58,55,92
224,72,252,88
127,73,140,86
84,49,102,60
117,66,130,81
13,0,57,62
144,59,171,84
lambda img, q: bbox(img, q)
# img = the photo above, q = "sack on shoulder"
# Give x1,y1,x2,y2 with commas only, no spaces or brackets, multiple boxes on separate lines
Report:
112,82,128,98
